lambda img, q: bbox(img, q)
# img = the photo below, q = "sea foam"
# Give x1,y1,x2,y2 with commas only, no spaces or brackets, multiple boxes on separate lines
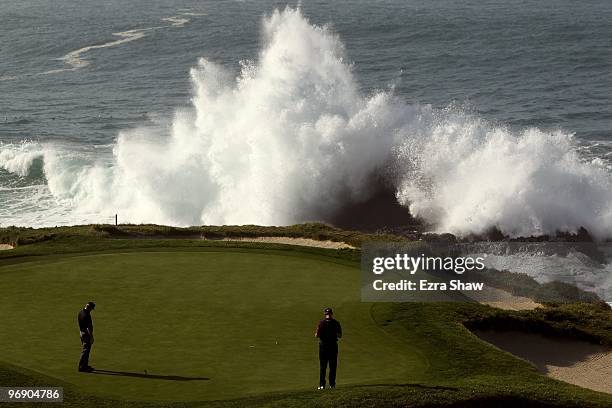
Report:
1,7,612,239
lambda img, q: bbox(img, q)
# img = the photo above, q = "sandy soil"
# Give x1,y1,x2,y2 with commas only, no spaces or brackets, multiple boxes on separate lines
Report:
474,330,612,394
0,244,14,250
468,286,542,311
214,236,355,249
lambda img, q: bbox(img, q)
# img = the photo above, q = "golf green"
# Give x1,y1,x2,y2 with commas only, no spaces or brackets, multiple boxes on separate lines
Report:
0,249,427,401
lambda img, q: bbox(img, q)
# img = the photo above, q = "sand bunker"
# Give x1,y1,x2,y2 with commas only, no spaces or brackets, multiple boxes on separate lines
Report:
215,236,355,249
0,244,14,250
474,330,612,394
468,286,542,311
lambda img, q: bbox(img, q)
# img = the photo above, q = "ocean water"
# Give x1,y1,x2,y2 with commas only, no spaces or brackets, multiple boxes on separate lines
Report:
1,0,612,236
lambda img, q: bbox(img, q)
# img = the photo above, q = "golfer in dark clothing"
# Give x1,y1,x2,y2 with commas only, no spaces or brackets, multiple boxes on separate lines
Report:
77,302,95,372
315,307,342,389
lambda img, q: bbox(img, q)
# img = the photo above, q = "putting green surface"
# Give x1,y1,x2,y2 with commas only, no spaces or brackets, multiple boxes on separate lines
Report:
0,249,426,401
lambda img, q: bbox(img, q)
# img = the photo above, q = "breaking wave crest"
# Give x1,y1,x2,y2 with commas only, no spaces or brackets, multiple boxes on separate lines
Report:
2,8,612,239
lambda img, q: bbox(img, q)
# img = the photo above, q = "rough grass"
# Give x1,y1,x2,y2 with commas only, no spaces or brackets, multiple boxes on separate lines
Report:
464,301,612,346
0,223,408,249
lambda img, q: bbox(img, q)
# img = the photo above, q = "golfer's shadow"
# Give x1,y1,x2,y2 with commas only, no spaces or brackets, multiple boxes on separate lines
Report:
92,369,209,381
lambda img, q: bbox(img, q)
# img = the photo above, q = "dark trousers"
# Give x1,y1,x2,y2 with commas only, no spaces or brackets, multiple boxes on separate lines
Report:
319,343,338,387
79,332,92,369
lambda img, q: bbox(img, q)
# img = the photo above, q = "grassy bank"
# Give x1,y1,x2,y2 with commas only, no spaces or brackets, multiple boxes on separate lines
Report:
0,222,407,249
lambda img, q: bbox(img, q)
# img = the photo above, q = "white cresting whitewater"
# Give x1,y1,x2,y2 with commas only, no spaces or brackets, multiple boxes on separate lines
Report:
1,8,612,239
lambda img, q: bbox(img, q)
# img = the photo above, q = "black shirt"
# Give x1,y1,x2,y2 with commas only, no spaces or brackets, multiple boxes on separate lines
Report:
316,318,342,344
78,309,93,332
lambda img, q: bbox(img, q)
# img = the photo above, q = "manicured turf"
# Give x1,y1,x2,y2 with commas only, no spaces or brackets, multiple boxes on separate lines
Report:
0,241,611,407
0,249,425,401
